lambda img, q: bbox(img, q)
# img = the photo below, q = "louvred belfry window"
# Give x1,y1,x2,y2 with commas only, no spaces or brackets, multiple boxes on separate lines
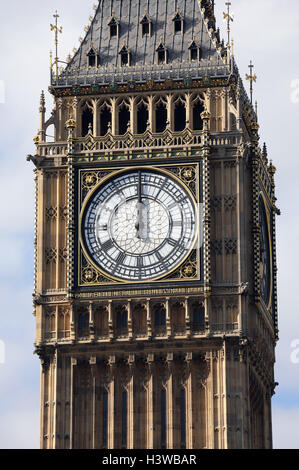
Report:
108,16,119,38
119,45,131,66
156,43,167,65
189,40,201,61
173,11,184,33
87,48,99,67
140,14,151,37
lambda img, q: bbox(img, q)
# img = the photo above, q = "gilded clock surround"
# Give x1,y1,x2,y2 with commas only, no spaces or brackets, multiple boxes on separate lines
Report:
77,163,201,287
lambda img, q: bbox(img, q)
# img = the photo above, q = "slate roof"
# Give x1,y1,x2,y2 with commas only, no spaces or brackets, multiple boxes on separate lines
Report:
55,0,229,87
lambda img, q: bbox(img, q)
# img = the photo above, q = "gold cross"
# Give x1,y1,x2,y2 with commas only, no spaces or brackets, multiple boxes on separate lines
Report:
223,2,234,66
246,61,257,104
50,11,63,81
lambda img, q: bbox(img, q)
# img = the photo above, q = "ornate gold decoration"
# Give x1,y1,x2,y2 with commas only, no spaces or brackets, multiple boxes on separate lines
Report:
78,164,200,286
65,118,76,129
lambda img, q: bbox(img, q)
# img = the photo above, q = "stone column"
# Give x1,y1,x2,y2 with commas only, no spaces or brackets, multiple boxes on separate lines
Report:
127,300,133,340
111,98,117,135
146,299,152,338
165,352,174,449
93,99,98,137
89,356,97,449
185,297,191,337
89,302,95,341
142,354,153,449
185,353,193,449
70,302,76,341
148,96,154,132
167,94,173,130
69,357,77,449
127,354,135,449
129,97,134,133
166,298,171,338
107,355,116,449
185,93,191,128
108,300,113,340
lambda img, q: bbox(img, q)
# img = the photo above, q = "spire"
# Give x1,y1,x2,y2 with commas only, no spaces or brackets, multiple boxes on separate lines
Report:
246,60,257,104
262,142,268,164
39,91,46,142
223,1,234,68
50,11,63,81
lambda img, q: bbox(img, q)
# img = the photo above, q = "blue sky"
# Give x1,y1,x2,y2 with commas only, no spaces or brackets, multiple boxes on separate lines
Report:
0,0,298,449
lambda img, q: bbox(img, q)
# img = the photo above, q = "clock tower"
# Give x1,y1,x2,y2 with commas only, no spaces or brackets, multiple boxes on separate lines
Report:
29,0,279,449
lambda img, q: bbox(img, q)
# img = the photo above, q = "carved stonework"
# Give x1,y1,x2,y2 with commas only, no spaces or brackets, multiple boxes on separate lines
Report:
45,248,57,264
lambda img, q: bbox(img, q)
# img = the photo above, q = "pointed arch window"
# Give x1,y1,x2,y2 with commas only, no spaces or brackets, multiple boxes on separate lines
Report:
192,97,205,131
140,14,151,37
118,99,130,135
78,311,89,336
119,45,131,66
173,11,184,34
108,15,119,38
155,98,168,133
136,99,149,134
154,306,166,327
87,48,100,67
81,101,94,136
156,43,167,65
189,41,201,62
192,303,205,332
116,307,128,329
99,102,112,136
174,96,186,132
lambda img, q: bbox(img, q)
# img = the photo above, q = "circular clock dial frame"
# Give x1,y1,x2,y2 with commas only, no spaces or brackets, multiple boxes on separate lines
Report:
259,195,272,306
81,168,198,282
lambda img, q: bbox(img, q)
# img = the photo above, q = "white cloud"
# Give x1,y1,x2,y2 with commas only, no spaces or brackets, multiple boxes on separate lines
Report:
272,405,299,449
0,408,39,449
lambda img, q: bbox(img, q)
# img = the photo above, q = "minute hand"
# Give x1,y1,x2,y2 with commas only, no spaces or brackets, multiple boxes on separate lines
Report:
135,171,145,238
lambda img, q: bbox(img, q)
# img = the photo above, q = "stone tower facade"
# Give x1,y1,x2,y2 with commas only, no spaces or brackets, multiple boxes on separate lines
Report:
29,0,279,449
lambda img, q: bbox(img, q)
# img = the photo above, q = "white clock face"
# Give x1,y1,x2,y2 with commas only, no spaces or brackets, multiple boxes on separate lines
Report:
82,169,197,281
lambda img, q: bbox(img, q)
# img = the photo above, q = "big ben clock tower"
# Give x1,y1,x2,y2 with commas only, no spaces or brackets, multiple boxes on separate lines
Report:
29,0,279,449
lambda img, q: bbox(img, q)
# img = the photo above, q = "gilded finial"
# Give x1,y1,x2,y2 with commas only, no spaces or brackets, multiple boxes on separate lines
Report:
50,11,63,81
223,2,234,68
246,60,257,104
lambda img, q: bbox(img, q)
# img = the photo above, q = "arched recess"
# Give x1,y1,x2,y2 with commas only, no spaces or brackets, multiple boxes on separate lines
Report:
173,95,186,132
191,95,205,131
153,303,166,334
80,101,94,136
115,305,128,336
191,300,205,333
117,99,131,135
78,308,89,337
94,305,109,338
154,96,168,133
132,304,147,336
170,301,185,334
136,98,149,134
99,101,112,136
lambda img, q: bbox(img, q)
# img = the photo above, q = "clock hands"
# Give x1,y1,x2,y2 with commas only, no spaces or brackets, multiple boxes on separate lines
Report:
135,171,148,239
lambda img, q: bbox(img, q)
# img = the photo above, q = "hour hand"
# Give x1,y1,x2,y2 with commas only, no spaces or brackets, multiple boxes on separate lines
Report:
135,202,147,239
